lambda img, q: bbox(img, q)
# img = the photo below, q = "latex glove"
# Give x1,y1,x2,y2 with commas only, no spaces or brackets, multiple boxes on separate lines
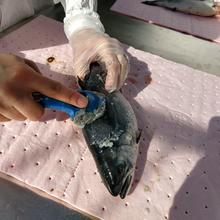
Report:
70,29,129,92
0,54,88,122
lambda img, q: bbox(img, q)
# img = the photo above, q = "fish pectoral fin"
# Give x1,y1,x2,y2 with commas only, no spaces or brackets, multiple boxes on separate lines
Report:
136,129,142,144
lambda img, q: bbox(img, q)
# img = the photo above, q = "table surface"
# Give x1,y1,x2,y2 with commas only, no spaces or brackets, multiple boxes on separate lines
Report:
0,1,219,220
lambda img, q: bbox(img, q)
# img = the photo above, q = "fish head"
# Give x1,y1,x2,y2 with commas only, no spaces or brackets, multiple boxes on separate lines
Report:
96,143,137,199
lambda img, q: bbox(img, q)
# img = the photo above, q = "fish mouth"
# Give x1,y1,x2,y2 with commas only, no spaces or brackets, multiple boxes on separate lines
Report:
104,167,134,199
94,144,136,199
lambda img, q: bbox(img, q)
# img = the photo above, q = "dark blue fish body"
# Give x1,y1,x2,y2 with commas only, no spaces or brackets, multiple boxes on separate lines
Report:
79,63,139,199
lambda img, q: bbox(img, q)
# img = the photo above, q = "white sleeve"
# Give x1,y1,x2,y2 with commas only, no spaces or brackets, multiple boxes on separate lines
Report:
57,0,105,39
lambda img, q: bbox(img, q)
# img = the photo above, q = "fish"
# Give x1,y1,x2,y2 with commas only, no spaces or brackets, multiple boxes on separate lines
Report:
78,63,140,199
142,0,218,16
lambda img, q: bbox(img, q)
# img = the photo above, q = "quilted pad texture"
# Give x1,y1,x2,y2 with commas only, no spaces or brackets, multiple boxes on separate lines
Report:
0,16,220,220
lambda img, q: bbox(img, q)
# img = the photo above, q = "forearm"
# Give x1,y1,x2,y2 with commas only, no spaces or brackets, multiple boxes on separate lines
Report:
58,0,105,39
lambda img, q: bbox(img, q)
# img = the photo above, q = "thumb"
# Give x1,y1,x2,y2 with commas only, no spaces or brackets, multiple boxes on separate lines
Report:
102,54,121,92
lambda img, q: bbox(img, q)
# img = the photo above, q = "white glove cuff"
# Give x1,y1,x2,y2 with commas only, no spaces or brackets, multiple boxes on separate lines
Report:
64,14,105,40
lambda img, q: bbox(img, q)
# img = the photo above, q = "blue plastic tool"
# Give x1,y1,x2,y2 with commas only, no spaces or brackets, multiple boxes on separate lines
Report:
32,90,105,120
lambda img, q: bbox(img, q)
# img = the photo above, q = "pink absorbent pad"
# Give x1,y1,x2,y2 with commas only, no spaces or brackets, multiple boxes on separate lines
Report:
111,0,220,44
1,16,220,220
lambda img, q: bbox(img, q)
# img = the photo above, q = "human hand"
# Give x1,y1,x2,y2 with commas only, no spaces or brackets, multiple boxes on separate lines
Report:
69,29,129,92
0,54,88,122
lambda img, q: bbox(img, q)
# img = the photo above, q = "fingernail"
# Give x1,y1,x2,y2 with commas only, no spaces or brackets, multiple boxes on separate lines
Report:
105,85,115,93
77,95,88,108
108,89,115,93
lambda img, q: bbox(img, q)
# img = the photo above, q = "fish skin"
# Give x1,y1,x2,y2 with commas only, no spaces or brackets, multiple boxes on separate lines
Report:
143,0,218,16
80,63,140,198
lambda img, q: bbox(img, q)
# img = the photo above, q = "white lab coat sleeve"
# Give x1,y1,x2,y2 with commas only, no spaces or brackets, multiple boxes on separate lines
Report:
58,0,105,40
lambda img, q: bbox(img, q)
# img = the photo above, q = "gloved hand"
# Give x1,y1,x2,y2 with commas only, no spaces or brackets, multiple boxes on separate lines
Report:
0,54,88,122
69,28,129,92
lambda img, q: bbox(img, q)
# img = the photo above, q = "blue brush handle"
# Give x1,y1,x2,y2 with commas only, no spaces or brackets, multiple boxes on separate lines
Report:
32,90,103,119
